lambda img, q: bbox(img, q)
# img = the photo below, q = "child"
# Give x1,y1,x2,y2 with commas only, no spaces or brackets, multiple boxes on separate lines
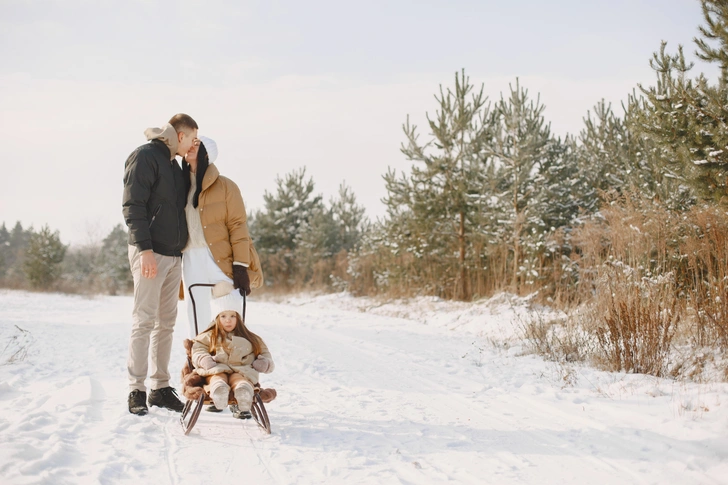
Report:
191,282,275,419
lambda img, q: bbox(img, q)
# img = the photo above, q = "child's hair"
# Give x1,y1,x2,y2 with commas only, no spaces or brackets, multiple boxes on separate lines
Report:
204,312,264,356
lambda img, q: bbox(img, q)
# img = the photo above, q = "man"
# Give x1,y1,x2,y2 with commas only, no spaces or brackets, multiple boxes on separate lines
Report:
122,113,197,415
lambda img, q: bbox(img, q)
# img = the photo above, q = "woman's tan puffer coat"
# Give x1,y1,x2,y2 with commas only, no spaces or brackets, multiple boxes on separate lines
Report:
196,163,263,288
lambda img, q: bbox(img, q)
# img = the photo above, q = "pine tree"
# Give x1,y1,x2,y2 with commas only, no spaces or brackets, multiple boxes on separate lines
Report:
62,244,100,288
579,100,634,197
3,222,32,283
99,224,133,294
0,223,8,278
251,167,323,254
629,1,728,203
294,181,369,281
293,205,339,283
528,136,585,232
330,182,367,253
575,99,695,210
23,225,67,289
488,79,553,291
695,0,728,88
385,69,495,299
249,167,323,286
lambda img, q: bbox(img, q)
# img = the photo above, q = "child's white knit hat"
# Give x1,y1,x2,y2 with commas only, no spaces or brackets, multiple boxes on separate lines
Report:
210,281,242,318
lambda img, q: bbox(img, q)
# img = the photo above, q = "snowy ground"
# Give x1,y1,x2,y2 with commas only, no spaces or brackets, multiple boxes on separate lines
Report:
0,289,727,485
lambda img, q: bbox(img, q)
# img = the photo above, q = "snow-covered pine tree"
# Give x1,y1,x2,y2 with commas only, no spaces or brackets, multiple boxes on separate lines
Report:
488,79,552,292
330,182,367,254
629,0,728,204
521,135,589,291
251,167,323,254
577,99,693,210
384,69,494,300
578,100,634,199
294,204,339,285
292,181,368,288
249,167,323,287
622,103,696,210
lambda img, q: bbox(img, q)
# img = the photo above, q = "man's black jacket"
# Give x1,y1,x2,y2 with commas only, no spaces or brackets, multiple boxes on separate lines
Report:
122,139,189,256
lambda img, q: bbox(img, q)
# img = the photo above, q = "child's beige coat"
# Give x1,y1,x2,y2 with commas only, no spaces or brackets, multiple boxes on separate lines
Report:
192,328,274,385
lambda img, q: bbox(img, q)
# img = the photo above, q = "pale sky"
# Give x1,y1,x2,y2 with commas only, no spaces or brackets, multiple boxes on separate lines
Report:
0,0,710,245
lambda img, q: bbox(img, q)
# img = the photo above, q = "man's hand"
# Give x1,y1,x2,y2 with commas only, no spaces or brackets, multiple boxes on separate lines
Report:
140,251,158,279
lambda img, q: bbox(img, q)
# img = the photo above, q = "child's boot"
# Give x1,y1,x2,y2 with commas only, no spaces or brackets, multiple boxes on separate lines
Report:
232,382,254,419
229,404,251,419
209,381,230,411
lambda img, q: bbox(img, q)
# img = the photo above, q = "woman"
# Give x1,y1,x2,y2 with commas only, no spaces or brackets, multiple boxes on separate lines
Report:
181,136,263,337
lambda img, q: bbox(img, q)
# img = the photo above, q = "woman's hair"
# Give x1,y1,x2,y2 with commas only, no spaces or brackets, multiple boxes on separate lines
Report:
204,312,264,356
182,141,209,208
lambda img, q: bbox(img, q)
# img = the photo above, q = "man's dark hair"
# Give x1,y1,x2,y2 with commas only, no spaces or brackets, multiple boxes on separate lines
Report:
169,113,198,132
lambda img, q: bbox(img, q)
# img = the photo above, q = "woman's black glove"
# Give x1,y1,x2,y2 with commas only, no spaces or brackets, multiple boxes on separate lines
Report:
232,265,251,296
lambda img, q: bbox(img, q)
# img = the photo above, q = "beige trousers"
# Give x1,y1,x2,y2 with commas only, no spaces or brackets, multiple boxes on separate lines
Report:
127,245,182,392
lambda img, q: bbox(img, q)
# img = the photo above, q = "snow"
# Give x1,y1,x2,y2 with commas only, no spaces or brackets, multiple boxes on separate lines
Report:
1,289,727,484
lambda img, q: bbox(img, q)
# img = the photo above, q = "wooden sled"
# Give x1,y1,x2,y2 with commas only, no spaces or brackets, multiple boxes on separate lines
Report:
179,283,276,435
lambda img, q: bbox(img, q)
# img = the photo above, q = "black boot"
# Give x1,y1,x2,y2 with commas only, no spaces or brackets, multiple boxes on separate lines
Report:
148,387,185,412
128,390,148,416
229,404,252,420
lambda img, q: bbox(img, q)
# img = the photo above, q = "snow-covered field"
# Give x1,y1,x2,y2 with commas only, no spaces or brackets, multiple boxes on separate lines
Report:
0,289,727,484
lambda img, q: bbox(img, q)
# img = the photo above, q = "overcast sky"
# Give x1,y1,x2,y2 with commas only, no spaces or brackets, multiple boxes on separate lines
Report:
0,0,712,244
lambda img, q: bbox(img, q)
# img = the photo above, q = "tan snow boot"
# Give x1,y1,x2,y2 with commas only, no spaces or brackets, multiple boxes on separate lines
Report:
233,382,254,412
210,381,230,411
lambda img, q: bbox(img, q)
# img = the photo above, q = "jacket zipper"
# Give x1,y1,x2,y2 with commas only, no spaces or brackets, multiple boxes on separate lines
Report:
174,161,181,251
149,204,162,228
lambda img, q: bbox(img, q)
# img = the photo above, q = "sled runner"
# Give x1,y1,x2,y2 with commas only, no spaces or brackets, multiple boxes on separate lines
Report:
179,283,275,435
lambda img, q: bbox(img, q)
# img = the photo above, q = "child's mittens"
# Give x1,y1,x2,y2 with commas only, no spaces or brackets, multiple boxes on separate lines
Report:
199,355,217,370
252,357,272,373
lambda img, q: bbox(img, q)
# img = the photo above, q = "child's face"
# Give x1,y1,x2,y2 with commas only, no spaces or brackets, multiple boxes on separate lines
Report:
218,311,238,332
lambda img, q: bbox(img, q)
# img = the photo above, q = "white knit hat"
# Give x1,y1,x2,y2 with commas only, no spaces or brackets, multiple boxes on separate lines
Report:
199,136,218,164
209,282,243,318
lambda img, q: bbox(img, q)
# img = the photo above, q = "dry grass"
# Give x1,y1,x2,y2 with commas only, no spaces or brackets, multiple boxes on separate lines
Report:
590,268,680,376
524,194,728,380
520,314,594,364
679,206,728,348
253,193,728,383
1,325,32,365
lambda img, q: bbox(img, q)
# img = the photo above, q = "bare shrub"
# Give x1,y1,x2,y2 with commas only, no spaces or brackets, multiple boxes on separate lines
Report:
521,314,593,364
590,267,680,376
1,325,32,364
341,250,379,296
